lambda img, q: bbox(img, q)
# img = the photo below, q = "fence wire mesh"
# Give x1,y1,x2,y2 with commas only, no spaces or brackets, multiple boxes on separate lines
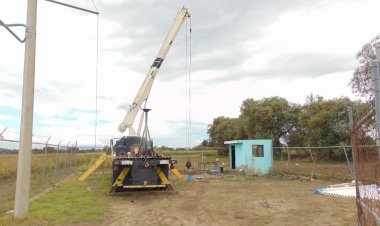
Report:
0,130,100,214
272,146,355,182
351,109,380,226
155,146,355,183
161,147,229,173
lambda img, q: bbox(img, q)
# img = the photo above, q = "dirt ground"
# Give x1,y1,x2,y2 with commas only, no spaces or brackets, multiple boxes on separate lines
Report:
104,174,357,226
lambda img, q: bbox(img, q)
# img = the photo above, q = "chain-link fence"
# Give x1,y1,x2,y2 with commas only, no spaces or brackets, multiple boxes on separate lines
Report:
157,146,355,182
0,130,100,214
161,147,229,173
350,108,380,225
272,145,355,182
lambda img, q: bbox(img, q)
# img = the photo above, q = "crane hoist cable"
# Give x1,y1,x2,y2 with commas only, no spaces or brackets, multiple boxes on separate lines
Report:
185,17,192,150
185,16,193,172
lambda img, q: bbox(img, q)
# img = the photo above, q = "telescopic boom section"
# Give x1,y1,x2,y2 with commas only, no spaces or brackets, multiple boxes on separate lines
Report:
118,7,191,135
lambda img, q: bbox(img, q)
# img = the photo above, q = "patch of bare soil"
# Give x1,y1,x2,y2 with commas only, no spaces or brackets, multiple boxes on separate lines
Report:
105,175,356,226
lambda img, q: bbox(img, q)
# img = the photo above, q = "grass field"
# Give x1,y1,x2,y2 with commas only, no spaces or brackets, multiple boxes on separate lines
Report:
0,152,108,214
0,149,357,225
0,172,357,226
272,160,353,182
0,174,109,226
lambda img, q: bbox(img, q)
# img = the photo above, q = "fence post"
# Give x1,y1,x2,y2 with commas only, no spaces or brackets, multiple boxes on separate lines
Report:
341,142,354,181
70,143,74,175
0,127,7,139
41,136,51,192
74,141,77,175
53,140,62,185
64,142,70,177
348,107,363,224
373,47,380,163
308,146,316,180
0,128,6,148
347,107,357,182
201,146,204,163
286,145,291,163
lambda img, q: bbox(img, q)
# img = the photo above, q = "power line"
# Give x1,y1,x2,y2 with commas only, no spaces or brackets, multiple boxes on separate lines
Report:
44,0,99,15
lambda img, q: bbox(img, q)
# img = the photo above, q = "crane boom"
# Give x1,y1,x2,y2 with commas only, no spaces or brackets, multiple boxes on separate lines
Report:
118,7,191,135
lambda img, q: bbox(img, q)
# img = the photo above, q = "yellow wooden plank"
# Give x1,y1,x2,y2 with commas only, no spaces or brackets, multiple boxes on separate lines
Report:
157,167,170,185
113,167,130,187
79,153,109,181
170,167,183,179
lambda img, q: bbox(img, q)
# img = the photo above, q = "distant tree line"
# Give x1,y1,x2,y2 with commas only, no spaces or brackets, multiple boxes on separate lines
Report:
203,35,380,151
204,95,370,148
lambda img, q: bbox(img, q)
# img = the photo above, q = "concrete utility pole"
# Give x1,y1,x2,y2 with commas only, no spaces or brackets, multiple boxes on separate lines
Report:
14,0,38,219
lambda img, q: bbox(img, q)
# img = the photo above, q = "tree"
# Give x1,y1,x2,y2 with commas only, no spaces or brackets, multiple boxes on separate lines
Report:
239,96,301,147
300,97,353,146
299,96,364,160
350,35,380,101
207,116,238,147
200,139,210,147
287,129,306,147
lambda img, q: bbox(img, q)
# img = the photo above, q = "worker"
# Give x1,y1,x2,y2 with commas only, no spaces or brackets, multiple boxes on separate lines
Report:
214,158,219,170
185,159,192,173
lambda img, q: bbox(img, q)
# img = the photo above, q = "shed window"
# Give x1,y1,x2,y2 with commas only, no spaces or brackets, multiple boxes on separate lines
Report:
252,145,264,157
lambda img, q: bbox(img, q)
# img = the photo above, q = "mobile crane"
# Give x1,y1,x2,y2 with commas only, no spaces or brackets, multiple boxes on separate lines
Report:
79,7,190,192
118,6,190,136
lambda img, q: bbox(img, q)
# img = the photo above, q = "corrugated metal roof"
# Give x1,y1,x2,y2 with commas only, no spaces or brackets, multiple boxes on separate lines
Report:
224,140,242,144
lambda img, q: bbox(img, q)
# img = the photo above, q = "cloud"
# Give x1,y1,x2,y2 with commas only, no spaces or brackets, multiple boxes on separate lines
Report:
244,52,355,79
1,0,379,148
96,0,321,79
150,119,208,148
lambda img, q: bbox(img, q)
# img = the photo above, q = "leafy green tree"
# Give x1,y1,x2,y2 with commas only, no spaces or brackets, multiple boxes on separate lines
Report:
299,96,365,160
200,139,210,147
207,116,238,147
239,96,301,147
287,129,306,147
350,35,380,101
235,117,249,140
300,96,353,146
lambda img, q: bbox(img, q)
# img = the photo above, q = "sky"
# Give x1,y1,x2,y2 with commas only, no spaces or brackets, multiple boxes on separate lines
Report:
0,0,379,148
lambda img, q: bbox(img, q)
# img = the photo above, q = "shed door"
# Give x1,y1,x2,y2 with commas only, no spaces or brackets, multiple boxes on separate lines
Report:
231,145,236,169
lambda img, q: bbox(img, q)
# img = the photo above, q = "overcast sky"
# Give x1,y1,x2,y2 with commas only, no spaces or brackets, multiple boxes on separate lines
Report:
0,0,379,148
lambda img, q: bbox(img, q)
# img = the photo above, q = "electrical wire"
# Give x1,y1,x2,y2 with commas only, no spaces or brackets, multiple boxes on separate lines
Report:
185,19,189,150
189,17,192,149
185,17,192,150
92,1,99,162
90,0,99,207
